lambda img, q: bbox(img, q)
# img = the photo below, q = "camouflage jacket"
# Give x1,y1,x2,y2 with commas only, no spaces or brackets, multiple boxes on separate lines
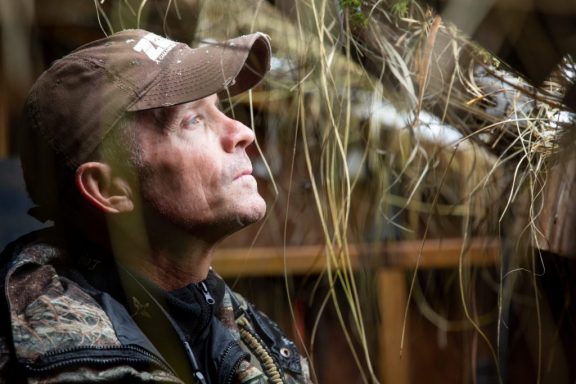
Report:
0,229,312,383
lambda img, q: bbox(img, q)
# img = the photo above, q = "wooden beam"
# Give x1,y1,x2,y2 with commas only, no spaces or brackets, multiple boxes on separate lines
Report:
212,237,500,277
378,269,410,384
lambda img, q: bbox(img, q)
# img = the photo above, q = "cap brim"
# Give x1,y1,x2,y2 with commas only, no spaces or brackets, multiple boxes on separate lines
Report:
127,32,271,111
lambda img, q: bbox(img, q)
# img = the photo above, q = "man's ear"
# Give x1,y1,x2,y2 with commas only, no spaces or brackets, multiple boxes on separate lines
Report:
75,162,134,213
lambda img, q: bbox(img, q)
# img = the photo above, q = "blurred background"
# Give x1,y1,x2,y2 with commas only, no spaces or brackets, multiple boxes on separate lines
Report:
2,0,576,382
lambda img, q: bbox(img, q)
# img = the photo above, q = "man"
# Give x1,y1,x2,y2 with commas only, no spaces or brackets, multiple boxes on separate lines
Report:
0,29,312,383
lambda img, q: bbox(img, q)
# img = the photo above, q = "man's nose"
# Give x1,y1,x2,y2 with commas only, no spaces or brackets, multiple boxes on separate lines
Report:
221,115,255,153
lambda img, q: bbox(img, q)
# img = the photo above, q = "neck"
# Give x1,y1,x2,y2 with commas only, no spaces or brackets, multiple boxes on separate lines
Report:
107,215,219,291
131,241,215,290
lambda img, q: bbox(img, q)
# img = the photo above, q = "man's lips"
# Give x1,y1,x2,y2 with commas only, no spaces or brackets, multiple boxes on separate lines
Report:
234,169,254,180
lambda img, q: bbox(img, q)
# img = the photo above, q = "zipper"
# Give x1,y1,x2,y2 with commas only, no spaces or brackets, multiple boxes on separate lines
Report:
121,265,211,382
220,341,249,384
220,343,236,384
183,341,208,384
225,354,249,384
199,282,215,305
24,344,175,375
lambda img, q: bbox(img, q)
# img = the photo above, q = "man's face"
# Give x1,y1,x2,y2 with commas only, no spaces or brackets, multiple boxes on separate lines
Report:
133,94,266,240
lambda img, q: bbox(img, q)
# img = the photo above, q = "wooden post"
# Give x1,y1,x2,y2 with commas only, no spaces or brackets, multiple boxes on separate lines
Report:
535,155,576,256
377,269,410,384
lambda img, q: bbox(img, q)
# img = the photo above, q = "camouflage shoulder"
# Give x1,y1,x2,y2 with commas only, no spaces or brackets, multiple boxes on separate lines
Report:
4,241,121,362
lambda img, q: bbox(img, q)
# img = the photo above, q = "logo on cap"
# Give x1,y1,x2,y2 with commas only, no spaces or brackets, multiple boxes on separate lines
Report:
133,33,177,63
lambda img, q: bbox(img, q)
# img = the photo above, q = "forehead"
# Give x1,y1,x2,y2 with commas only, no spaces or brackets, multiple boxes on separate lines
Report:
169,94,219,113
136,94,219,127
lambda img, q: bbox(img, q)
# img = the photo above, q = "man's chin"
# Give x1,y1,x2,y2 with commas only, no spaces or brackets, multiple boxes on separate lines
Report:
234,199,267,228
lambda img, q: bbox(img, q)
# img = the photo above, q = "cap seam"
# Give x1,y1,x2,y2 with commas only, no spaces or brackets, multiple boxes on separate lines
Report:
74,56,141,98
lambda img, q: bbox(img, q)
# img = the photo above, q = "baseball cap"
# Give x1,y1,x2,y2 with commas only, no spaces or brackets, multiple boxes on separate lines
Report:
23,29,272,169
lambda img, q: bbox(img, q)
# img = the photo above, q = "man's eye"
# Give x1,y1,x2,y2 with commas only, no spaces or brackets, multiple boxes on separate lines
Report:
183,115,201,128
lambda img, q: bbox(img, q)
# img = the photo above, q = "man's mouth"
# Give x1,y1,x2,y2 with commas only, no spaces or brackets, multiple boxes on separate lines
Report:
234,169,253,180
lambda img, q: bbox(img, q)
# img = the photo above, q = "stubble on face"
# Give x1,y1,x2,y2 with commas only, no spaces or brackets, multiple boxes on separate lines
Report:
131,97,267,243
